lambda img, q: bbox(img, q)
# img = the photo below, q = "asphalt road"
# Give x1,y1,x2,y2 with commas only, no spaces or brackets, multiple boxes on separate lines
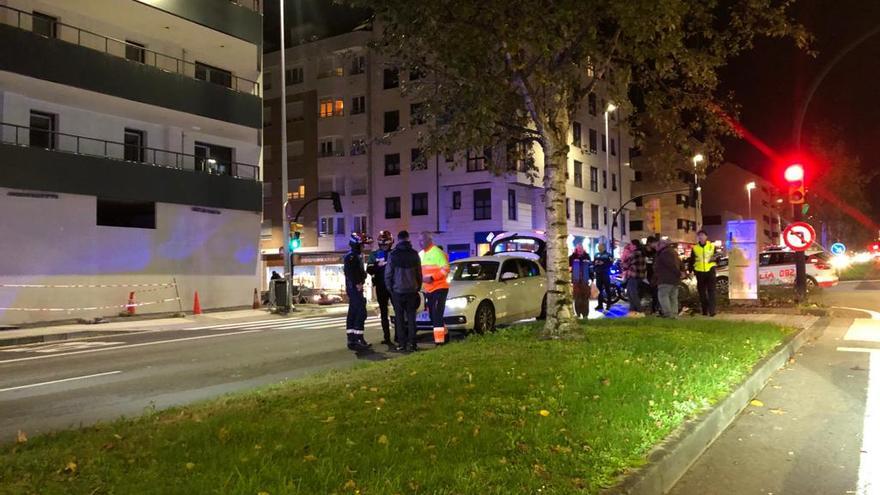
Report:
0,313,435,443
821,279,880,315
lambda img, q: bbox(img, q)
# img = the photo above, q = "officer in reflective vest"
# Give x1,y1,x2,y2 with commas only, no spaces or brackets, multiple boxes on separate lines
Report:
687,230,718,316
418,231,450,345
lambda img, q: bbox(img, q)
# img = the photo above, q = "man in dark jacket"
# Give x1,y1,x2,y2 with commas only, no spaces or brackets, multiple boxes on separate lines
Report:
384,230,422,352
343,232,372,351
650,238,683,318
569,244,592,318
593,243,614,311
367,230,395,346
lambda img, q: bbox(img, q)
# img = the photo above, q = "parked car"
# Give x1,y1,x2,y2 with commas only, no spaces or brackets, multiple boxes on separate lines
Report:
416,255,547,334
715,249,838,293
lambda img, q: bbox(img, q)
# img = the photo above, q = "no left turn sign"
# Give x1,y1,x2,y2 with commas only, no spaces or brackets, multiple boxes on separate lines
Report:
782,222,816,252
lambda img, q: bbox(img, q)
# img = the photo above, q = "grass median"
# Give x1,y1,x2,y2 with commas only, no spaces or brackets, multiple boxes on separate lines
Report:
1,318,792,495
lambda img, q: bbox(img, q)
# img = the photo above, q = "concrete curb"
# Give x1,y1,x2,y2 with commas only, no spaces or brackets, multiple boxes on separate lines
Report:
604,317,831,495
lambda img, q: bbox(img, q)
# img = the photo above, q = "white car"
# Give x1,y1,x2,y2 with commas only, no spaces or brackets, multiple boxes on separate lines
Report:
715,249,839,292
416,255,547,334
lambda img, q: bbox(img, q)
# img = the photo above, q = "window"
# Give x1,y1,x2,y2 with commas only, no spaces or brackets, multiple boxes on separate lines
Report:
319,217,335,236
634,170,643,182
319,98,344,117
383,110,400,133
288,178,305,199
287,101,304,122
29,111,56,150
350,54,366,75
452,191,461,210
633,197,643,207
97,199,156,229
337,217,346,235
383,68,399,89
353,215,368,233
590,204,599,229
318,177,334,194
286,67,304,85
385,197,401,219
194,142,233,175
588,93,597,115
589,166,598,192
384,153,401,176
602,170,607,189
517,259,541,278
630,220,644,231
620,211,627,234
676,219,687,230
474,189,492,220
195,62,232,88
412,192,429,216
123,128,145,162
263,72,272,91
317,56,343,78
588,129,598,153
350,137,367,156
574,200,584,228
508,189,517,220
319,137,343,157
125,41,145,63
603,207,608,225
676,194,690,207
601,133,607,152
411,148,427,171
629,147,641,161
566,198,571,219
612,173,617,191
351,176,367,195
32,12,57,38
466,148,490,172
574,160,583,188
572,121,582,147
410,102,426,125
610,138,617,156
352,96,366,114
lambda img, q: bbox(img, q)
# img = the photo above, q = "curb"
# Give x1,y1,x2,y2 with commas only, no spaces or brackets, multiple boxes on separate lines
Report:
604,316,831,495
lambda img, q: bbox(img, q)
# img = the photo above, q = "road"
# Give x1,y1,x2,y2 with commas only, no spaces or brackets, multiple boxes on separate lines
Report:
821,279,880,315
0,312,421,443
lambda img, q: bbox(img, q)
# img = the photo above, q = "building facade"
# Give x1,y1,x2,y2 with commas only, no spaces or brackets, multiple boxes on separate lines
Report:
261,27,635,292
0,0,264,324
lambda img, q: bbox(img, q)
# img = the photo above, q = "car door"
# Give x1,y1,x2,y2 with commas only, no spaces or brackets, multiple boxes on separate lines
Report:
517,259,546,318
495,259,521,322
757,252,773,285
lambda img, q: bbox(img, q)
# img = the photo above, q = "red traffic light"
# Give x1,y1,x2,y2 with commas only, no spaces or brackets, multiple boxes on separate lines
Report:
784,163,805,183
872,243,880,252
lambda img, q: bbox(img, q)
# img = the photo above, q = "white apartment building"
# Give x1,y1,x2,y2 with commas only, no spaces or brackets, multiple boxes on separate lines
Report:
262,26,635,292
0,0,264,324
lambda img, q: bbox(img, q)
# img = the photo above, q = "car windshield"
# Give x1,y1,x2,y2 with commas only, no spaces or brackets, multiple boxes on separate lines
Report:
451,261,499,281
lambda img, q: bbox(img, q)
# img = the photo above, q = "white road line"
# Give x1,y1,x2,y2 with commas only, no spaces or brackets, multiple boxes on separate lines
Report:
833,307,880,320
187,316,345,331
839,347,880,354
0,329,264,365
0,370,122,393
858,352,880,494
190,317,349,332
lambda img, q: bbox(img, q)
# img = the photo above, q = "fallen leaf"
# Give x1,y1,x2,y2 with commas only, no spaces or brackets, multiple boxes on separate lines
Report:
320,416,336,423
539,409,551,417
185,462,196,470
303,454,318,462
16,430,27,444
750,399,764,407
63,461,78,474
769,408,786,415
377,434,388,445
343,479,357,490
258,492,270,495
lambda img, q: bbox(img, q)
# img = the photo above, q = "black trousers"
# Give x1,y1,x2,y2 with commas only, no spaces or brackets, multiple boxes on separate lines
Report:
695,268,717,316
595,272,612,308
425,289,448,328
376,286,394,342
392,292,420,347
345,287,367,343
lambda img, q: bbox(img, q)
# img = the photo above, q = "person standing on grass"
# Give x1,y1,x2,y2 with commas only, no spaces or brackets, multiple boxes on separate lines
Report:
343,232,372,351
687,230,718,317
593,243,614,312
644,235,662,315
385,230,422,353
650,237,683,318
367,230,396,346
569,243,592,318
621,239,647,314
419,231,450,346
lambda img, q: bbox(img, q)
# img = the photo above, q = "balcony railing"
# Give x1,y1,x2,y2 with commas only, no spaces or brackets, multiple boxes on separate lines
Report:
0,4,259,96
1,122,258,180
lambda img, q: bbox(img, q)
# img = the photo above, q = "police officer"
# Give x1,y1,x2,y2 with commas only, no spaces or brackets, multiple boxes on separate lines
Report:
367,230,395,346
343,232,372,351
593,243,614,312
688,230,718,316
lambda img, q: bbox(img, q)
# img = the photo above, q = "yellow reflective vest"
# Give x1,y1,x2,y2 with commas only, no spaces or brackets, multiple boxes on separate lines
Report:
419,244,450,292
692,242,716,272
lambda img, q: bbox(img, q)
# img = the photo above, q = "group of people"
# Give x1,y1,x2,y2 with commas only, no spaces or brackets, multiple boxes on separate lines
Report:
343,230,450,353
568,230,719,319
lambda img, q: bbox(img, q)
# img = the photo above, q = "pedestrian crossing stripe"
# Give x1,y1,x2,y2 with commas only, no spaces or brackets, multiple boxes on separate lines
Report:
188,316,384,332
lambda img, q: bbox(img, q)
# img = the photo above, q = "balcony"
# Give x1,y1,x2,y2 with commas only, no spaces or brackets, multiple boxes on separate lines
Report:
0,7,261,128
0,123,261,212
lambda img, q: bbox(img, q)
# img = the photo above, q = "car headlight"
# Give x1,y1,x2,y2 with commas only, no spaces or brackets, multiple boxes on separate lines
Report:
446,295,476,310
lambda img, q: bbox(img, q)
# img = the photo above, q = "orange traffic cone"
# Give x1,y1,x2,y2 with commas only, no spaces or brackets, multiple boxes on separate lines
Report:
126,291,136,315
192,290,202,315
252,288,260,309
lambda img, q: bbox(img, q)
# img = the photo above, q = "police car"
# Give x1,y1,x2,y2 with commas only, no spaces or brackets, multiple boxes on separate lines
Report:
715,248,839,292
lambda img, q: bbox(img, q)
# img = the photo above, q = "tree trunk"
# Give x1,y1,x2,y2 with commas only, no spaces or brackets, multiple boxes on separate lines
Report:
541,124,578,337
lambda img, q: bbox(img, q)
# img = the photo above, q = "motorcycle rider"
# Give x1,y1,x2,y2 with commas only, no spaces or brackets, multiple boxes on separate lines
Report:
367,230,395,346
593,243,614,312
343,232,373,351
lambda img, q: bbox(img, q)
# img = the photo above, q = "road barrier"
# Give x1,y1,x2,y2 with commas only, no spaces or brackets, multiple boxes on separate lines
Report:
0,279,183,314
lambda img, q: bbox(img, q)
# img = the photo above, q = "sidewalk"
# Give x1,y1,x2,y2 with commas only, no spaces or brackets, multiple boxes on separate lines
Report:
0,304,349,347
669,317,873,495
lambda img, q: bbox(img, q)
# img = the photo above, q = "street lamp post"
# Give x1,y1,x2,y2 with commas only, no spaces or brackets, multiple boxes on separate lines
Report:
745,181,756,219
278,0,292,308
692,154,704,228
604,102,617,241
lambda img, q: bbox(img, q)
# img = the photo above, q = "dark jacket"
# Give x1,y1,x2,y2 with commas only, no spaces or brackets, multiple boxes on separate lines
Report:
569,251,592,284
384,241,422,294
652,241,683,286
366,248,391,290
593,250,614,275
343,248,367,291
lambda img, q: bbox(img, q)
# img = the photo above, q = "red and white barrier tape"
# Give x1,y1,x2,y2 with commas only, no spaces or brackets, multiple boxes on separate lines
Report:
0,297,181,312
0,282,177,289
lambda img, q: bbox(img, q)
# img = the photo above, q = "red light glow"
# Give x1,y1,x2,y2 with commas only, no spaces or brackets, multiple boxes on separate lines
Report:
784,164,805,183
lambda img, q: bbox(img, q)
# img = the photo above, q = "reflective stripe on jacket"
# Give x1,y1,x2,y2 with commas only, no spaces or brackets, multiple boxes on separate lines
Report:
419,244,450,292
692,242,716,272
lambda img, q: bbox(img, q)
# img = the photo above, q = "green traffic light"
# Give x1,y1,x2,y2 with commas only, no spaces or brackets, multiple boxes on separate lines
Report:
289,232,301,251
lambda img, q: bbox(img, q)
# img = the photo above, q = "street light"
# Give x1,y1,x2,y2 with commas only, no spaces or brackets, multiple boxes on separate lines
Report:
745,181,756,219
603,102,616,240
692,154,704,228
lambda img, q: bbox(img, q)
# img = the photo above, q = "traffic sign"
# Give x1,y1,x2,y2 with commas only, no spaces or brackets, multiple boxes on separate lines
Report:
830,242,847,255
782,222,816,252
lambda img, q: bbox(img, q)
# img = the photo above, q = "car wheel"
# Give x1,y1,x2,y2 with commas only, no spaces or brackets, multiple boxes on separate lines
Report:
537,294,547,320
716,276,729,294
806,276,818,291
678,282,690,300
473,301,496,334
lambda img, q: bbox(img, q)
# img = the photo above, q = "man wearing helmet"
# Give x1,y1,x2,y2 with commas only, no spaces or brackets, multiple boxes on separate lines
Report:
367,230,395,346
343,232,372,351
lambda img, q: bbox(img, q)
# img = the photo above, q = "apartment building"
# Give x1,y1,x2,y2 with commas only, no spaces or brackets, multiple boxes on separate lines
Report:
700,162,788,248
628,151,701,247
262,25,635,292
0,0,263,324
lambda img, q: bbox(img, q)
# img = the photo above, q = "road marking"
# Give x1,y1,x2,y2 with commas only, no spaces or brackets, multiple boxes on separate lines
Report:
0,329,264,365
833,307,880,320
838,347,880,354
0,370,122,393
859,352,880,494
187,315,345,331
844,320,880,343
0,341,126,354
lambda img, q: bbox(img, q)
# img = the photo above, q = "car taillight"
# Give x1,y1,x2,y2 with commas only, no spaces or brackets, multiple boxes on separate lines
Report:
809,257,831,269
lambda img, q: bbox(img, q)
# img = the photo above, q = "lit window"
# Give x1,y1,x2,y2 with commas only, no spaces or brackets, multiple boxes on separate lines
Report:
334,98,344,116
319,99,333,118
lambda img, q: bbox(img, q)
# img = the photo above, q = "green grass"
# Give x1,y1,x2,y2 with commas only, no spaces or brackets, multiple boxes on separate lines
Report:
0,319,792,495
839,260,880,281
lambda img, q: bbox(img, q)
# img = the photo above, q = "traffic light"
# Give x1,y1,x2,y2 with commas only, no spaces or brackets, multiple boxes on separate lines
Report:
330,191,343,213
784,163,805,204
288,231,301,252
